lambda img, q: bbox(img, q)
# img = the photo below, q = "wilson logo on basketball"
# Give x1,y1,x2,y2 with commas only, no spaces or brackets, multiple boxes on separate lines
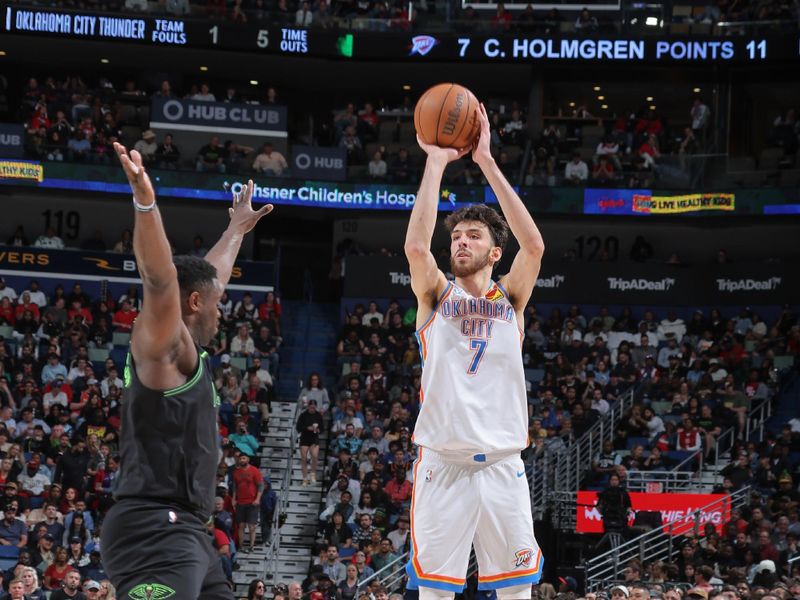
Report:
514,548,533,568
442,93,464,135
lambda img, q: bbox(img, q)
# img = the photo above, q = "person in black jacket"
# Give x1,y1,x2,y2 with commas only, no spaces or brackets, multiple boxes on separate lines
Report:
596,472,632,535
53,438,89,496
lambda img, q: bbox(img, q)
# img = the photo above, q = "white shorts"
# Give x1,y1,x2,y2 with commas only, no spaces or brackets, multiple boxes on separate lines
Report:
405,448,544,592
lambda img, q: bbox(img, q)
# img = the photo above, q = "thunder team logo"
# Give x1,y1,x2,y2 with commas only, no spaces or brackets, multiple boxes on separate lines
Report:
485,284,504,302
409,35,438,56
514,548,533,568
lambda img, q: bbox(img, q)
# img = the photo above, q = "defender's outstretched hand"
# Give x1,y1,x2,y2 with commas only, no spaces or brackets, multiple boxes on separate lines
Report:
416,135,471,166
471,103,493,167
228,179,274,235
114,142,156,206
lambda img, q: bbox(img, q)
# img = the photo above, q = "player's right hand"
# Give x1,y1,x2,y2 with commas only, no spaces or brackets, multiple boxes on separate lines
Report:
416,135,471,165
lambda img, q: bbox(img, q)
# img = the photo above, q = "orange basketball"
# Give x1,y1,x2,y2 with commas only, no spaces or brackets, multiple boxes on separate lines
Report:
414,83,480,149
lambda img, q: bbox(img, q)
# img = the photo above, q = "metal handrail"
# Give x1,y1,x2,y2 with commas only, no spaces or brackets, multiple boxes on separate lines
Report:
265,399,300,581
356,546,480,593
585,486,750,591
625,470,702,492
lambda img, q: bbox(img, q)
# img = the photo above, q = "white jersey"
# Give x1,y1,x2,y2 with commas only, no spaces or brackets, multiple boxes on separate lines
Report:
413,280,528,456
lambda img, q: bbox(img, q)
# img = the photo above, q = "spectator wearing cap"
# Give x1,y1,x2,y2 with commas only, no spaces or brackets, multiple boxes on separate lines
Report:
82,580,101,600
687,588,708,600
0,502,27,548
611,585,630,600
133,130,157,165
214,354,243,386
66,536,89,569
41,355,67,387
31,529,56,571
330,448,359,482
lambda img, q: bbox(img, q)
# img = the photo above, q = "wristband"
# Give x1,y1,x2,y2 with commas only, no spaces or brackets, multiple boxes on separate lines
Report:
132,196,156,212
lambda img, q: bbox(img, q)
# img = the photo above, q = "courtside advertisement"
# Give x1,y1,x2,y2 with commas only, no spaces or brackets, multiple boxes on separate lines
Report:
576,491,730,535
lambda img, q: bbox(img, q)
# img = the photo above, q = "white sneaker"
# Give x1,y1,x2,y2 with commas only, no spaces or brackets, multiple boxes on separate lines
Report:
301,478,309,487
310,474,317,483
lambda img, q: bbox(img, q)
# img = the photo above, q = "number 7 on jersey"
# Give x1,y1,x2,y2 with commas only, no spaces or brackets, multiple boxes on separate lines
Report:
467,338,488,375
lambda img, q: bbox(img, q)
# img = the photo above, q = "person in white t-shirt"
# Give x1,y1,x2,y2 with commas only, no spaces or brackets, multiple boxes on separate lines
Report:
564,153,588,184
22,281,47,308
0,279,17,302
361,302,383,326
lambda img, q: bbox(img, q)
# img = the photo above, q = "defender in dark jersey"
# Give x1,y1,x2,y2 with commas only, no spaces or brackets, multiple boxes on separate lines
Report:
101,143,273,600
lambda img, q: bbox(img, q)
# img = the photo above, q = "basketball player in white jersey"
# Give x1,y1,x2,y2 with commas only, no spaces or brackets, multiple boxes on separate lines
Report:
403,103,545,600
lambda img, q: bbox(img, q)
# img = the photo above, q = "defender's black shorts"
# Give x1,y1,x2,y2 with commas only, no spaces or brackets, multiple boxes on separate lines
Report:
101,498,232,600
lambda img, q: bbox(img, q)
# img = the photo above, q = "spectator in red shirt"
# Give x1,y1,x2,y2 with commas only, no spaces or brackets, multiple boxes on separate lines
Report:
231,454,264,554
384,465,412,511
638,134,661,169
357,104,379,144
43,547,73,589
258,291,281,321
491,2,513,29
111,300,137,332
208,520,233,583
67,302,92,326
15,293,40,323
0,298,15,326
592,156,615,183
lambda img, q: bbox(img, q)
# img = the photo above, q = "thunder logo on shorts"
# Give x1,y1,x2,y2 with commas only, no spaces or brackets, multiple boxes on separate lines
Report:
514,548,533,568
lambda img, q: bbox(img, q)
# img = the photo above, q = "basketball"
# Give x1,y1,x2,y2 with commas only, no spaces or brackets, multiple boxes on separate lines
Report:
414,83,480,149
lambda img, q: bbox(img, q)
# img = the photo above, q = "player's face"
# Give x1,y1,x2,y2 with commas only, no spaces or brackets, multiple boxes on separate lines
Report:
449,221,498,278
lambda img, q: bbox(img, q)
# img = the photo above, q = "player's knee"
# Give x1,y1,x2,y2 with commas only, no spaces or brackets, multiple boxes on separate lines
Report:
419,587,456,600
496,584,532,600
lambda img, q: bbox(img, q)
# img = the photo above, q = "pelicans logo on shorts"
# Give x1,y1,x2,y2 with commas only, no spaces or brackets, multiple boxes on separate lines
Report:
128,584,175,600
514,548,533,568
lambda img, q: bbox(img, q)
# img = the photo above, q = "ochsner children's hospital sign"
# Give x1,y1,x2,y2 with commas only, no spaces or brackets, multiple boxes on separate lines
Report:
576,491,730,535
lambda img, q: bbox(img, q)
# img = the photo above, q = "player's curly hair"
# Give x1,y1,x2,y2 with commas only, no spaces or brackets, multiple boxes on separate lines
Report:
443,204,509,251
173,255,217,295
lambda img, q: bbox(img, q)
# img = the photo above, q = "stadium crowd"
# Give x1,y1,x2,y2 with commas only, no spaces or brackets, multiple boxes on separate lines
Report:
283,293,799,600
0,272,284,591
14,70,800,189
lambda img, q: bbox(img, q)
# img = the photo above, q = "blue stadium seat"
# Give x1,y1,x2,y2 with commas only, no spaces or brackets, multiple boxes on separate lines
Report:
0,545,20,572
626,437,650,450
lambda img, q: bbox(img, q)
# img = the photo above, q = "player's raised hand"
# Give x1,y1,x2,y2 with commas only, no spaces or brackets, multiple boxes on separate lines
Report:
228,179,274,235
114,142,155,207
471,103,493,167
416,135,471,166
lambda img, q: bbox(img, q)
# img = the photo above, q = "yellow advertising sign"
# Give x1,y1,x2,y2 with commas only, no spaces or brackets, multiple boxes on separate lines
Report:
0,161,44,182
632,193,735,214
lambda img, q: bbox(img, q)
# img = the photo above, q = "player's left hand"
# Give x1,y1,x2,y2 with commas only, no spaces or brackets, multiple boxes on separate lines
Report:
471,103,494,168
228,179,274,234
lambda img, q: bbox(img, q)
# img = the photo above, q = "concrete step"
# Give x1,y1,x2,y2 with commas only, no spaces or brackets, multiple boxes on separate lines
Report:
275,559,310,575
279,523,318,538
279,547,312,560
285,512,319,526
285,501,318,514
